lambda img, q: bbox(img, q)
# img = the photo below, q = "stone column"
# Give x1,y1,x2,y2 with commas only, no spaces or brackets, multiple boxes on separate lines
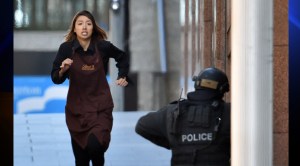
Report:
130,0,181,110
231,0,273,165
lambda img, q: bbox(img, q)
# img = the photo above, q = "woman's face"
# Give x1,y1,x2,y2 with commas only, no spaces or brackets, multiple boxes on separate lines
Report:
74,15,93,41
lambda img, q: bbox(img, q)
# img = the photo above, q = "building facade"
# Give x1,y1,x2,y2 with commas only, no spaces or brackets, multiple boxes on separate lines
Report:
170,0,288,165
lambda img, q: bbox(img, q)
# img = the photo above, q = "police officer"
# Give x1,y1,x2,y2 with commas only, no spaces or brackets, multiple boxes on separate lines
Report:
135,67,230,166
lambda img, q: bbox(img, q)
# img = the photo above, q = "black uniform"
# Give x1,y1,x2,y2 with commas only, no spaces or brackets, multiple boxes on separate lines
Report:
135,90,230,166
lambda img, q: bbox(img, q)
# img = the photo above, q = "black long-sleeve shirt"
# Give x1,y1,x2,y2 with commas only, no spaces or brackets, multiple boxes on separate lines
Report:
135,105,171,149
51,39,129,84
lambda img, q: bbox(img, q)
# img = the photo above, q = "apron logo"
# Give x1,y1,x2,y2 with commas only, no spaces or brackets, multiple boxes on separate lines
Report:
82,64,95,71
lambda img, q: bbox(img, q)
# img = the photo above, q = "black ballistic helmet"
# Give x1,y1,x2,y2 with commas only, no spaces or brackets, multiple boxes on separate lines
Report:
192,67,229,94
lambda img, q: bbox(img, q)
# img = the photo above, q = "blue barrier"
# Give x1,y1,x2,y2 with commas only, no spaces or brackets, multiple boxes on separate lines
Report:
14,76,69,114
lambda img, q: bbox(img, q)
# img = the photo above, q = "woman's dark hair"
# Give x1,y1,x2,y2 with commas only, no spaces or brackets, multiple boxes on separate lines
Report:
64,10,107,42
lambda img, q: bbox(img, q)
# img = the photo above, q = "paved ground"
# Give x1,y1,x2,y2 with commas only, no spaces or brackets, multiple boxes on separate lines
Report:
14,111,171,166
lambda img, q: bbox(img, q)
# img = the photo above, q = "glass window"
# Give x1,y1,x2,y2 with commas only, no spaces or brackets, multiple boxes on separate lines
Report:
14,0,110,31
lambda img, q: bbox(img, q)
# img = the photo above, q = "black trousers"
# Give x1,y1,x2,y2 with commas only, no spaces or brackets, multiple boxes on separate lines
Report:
71,134,106,166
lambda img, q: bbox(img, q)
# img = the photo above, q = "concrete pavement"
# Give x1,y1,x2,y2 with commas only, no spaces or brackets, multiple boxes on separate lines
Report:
14,111,171,166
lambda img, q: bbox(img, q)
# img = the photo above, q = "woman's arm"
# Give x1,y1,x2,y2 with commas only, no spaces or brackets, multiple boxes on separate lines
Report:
103,41,129,79
51,43,72,84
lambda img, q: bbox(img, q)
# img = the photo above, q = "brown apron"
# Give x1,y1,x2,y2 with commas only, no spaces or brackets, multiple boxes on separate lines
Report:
65,46,114,150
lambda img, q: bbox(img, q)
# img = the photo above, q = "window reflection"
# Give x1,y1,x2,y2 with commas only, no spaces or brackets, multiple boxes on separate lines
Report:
14,0,109,30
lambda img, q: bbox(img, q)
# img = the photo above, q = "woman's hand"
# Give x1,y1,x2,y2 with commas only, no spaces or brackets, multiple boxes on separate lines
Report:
59,58,73,77
115,77,128,87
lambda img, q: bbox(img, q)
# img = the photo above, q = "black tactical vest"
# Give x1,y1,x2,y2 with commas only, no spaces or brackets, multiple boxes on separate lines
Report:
166,99,230,166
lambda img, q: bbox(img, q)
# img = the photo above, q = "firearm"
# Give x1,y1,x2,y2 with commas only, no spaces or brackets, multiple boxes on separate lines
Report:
171,88,183,134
